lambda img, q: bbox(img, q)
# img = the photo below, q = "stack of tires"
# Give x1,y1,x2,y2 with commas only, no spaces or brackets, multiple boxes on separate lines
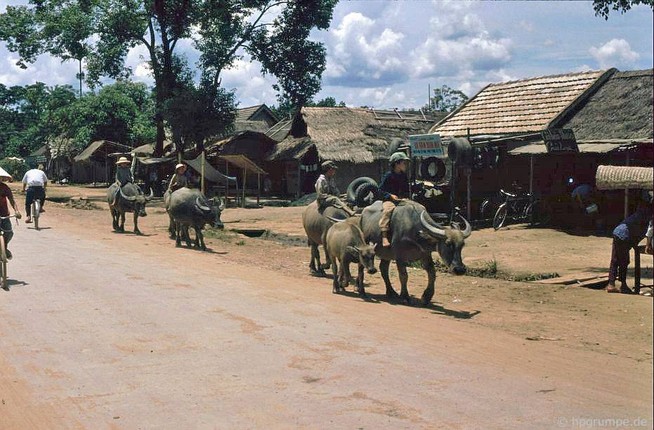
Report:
346,177,379,208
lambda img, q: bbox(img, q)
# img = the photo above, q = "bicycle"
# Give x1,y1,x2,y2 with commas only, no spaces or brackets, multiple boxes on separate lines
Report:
492,189,550,230
1,214,19,290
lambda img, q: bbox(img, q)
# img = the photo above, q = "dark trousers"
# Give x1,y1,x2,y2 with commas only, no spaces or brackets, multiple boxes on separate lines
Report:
1,218,13,249
25,186,46,217
608,236,631,285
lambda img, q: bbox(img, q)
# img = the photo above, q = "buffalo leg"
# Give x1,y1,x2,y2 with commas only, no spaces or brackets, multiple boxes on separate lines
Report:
119,212,125,232
331,257,339,293
309,241,325,276
175,222,182,247
397,261,410,304
341,260,352,292
168,215,176,239
196,227,206,251
133,212,142,235
380,259,398,299
111,209,119,231
421,254,437,306
357,264,367,298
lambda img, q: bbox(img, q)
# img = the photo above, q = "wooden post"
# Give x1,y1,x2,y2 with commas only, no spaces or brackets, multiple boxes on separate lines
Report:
529,155,534,196
466,168,471,221
296,162,301,199
201,151,206,195
242,168,247,208
225,159,229,205
257,173,261,206
624,152,630,218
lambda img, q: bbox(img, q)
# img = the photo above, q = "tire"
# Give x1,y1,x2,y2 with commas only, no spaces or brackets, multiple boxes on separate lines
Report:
354,182,379,208
0,235,7,290
420,157,446,182
493,203,508,231
346,177,377,203
447,137,473,167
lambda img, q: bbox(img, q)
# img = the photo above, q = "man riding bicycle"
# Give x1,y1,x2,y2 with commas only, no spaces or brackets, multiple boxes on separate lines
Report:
0,167,23,259
21,164,48,224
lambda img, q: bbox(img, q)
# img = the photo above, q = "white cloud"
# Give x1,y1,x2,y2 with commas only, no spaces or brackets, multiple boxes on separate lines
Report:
589,38,640,69
0,52,78,87
323,12,408,87
220,57,278,107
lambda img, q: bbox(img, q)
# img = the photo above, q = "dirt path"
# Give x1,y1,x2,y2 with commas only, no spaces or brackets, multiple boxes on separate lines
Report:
0,191,652,428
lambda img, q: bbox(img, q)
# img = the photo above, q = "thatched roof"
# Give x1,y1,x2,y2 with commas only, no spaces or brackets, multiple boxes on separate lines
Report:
206,131,277,160
430,69,612,137
73,140,132,163
269,107,435,163
596,165,653,190
558,69,653,140
266,118,293,142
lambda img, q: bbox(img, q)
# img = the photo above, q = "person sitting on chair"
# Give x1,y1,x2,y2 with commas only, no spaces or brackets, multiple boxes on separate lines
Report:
379,152,411,248
168,163,189,192
315,161,355,216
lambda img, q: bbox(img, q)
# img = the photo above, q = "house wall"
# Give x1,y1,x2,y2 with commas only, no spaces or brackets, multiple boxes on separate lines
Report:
72,161,112,184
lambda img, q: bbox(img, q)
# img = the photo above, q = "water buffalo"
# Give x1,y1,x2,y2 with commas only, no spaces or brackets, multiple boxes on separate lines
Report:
324,217,377,296
168,187,225,250
302,201,349,276
360,200,471,305
107,183,152,235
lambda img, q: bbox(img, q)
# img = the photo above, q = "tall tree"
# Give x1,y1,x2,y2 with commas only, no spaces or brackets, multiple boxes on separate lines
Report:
593,0,653,19
426,85,469,113
0,1,339,155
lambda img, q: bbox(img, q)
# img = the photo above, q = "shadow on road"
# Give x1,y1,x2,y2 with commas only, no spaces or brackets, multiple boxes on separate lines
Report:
2,279,29,292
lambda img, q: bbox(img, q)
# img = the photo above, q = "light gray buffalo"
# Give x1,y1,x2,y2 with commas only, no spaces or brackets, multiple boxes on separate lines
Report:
360,200,471,305
107,183,153,235
324,217,377,296
302,201,349,276
168,187,225,250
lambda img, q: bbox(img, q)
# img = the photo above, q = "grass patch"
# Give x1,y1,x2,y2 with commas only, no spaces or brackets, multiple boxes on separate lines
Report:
203,228,239,242
413,258,558,282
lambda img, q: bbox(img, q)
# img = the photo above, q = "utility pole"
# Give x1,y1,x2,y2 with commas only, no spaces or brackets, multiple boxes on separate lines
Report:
427,83,431,110
76,58,84,97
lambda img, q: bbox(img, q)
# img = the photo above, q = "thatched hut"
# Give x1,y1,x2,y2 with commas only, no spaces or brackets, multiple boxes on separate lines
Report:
234,104,279,133
72,140,132,183
268,107,438,196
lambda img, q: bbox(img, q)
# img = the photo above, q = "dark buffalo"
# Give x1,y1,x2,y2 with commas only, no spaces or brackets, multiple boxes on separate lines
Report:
360,200,471,305
107,183,152,235
168,187,225,250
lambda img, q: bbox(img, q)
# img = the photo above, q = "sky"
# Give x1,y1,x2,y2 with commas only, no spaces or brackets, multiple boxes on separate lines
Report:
1,0,652,109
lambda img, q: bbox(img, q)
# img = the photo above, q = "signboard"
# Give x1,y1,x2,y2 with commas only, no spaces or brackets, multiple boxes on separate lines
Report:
409,134,444,157
542,128,578,153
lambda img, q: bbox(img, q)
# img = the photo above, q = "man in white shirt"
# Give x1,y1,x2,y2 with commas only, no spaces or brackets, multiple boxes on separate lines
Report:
21,164,48,223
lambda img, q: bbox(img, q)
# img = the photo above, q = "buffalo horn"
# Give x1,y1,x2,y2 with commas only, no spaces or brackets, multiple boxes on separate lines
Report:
119,186,137,202
145,187,154,201
420,211,446,238
456,213,472,239
218,198,226,211
195,196,211,212
325,215,346,223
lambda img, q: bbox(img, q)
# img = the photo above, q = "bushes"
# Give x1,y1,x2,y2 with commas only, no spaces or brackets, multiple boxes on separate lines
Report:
0,158,28,181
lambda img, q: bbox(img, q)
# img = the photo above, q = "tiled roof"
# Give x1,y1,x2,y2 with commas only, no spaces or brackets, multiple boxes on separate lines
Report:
431,70,611,137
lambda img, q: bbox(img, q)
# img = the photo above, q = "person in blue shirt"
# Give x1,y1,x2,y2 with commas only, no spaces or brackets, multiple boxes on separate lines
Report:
606,193,652,293
379,152,411,247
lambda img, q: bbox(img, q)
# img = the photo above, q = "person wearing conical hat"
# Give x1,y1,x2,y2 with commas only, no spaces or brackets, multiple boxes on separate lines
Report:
167,163,189,193
0,167,23,260
315,160,355,216
115,156,133,187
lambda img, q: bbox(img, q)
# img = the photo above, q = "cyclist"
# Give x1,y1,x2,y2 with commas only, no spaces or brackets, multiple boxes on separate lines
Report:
0,167,23,259
21,163,48,224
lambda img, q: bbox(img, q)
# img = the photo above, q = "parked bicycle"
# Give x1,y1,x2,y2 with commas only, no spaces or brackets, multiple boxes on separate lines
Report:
1,214,19,290
492,189,551,230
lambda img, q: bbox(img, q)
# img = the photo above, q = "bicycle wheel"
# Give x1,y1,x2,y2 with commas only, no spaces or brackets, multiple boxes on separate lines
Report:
493,203,508,230
33,200,40,230
0,235,7,290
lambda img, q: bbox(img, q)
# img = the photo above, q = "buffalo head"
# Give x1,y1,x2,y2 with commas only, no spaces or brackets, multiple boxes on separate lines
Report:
120,186,154,217
348,243,377,275
194,196,225,229
420,211,471,275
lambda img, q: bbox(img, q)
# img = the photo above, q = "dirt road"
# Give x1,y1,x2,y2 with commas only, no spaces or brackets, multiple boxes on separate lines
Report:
0,196,652,429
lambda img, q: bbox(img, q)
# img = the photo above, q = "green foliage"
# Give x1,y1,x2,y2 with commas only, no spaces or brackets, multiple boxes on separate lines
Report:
593,0,653,19
0,158,28,180
426,85,469,113
271,96,346,119
0,1,339,156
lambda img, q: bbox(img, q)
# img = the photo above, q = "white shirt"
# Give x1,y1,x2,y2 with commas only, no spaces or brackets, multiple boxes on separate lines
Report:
22,169,48,187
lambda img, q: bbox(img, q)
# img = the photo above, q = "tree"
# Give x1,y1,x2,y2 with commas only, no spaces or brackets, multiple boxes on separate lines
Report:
426,85,469,113
593,0,653,19
271,96,346,119
0,1,339,155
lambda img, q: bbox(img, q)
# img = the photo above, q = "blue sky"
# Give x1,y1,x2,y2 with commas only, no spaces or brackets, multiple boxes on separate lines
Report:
1,0,652,109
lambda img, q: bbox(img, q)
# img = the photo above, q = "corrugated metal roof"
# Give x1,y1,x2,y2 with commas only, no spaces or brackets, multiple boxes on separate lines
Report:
431,70,610,137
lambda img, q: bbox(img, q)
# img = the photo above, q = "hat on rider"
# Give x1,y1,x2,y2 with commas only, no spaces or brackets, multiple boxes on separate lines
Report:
175,163,187,171
389,151,410,166
116,156,131,166
0,166,12,182
321,160,338,172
